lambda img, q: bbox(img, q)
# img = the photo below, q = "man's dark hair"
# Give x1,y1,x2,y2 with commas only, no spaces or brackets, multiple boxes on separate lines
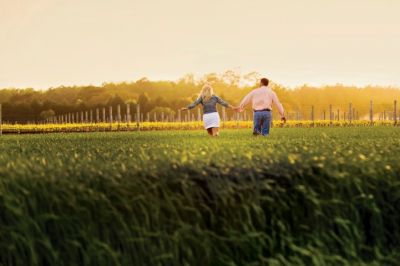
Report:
260,78,269,86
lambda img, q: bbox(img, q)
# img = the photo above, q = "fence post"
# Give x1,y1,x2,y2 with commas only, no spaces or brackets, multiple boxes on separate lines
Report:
370,100,373,125
178,110,181,122
349,103,352,124
337,109,339,121
96,108,99,123
117,104,121,124
197,108,201,121
161,112,164,122
126,103,131,128
146,112,150,122
311,105,314,126
102,107,106,122
394,100,397,126
109,106,113,128
329,104,333,125
136,104,140,131
0,103,2,135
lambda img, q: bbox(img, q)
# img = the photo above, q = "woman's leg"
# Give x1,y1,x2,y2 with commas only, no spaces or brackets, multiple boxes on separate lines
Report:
212,127,219,136
207,128,213,136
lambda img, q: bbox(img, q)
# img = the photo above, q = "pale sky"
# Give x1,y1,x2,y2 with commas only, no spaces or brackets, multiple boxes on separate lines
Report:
1,0,400,89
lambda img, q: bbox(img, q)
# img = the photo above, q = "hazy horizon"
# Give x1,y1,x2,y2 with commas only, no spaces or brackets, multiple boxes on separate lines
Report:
2,73,400,91
1,0,400,89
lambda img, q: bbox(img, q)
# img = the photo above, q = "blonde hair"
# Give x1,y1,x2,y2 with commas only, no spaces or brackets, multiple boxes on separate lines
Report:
200,84,214,102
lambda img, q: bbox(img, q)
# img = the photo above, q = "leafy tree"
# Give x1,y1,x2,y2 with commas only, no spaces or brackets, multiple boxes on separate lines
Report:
138,93,151,113
40,109,56,119
149,107,175,116
1,70,400,123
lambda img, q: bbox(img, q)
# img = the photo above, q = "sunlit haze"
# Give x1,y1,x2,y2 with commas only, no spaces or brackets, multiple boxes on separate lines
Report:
1,0,400,89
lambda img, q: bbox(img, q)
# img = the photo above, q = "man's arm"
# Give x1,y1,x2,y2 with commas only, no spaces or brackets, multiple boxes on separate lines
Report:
272,92,285,118
238,91,254,110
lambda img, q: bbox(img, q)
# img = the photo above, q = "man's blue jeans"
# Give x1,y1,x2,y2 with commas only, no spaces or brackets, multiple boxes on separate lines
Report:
253,111,272,136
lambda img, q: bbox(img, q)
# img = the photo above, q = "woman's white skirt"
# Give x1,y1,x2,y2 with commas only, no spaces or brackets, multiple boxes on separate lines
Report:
203,112,220,129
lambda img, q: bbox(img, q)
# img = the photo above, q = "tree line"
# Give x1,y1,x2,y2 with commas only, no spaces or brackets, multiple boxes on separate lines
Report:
1,71,399,123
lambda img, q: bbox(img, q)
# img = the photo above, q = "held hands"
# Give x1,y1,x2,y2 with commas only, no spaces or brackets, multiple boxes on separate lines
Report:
232,106,243,112
281,116,287,123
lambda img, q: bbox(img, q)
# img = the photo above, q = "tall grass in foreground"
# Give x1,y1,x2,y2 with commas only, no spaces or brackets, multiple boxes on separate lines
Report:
0,128,399,265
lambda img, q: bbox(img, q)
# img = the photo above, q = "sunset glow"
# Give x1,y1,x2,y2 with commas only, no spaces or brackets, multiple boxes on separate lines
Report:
1,0,400,89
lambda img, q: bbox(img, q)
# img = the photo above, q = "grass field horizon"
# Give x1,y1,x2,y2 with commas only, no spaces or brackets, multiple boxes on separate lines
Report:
1,119,397,135
1,127,399,265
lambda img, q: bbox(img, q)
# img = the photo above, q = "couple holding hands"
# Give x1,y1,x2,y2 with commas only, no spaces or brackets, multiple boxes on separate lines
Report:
181,78,286,137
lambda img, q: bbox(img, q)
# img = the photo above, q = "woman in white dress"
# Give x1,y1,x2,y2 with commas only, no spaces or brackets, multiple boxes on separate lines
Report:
182,84,237,136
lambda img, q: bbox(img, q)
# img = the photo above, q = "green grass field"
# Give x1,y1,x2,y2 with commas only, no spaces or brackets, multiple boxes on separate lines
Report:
0,127,399,265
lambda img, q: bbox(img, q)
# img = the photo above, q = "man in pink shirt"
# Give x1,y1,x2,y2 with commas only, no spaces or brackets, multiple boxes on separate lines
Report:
239,78,286,136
